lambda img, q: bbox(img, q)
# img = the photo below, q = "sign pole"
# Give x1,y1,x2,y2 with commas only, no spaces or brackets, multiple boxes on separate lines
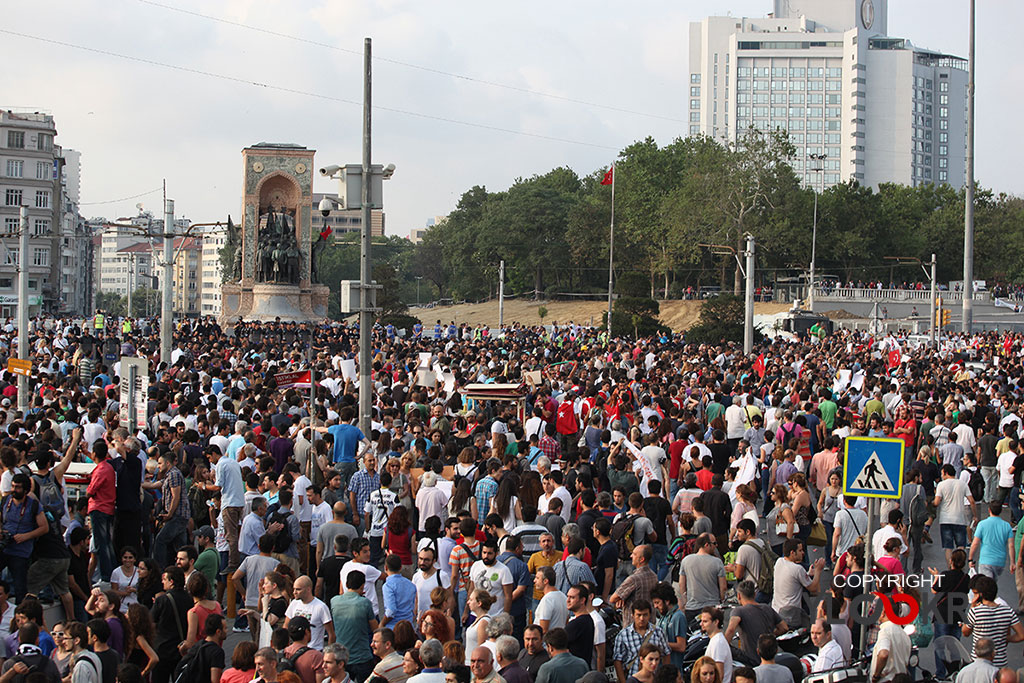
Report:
860,497,877,656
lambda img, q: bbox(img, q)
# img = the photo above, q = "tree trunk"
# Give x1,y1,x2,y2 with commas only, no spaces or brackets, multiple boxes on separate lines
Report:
534,266,543,300
664,270,670,301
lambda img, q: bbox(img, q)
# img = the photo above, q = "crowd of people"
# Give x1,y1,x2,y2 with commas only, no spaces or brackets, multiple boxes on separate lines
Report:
0,312,1022,683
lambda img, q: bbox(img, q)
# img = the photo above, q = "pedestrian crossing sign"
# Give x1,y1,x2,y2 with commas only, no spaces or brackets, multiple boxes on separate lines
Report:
842,436,905,499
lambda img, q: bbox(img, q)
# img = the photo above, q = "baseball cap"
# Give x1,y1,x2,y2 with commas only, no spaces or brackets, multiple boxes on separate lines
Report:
287,615,311,639
196,525,216,540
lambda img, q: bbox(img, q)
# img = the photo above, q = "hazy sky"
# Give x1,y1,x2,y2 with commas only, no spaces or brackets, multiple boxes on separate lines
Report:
4,0,1021,236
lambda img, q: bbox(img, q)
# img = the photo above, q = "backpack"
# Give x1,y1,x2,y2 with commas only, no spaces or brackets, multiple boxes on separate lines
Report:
967,468,985,502
31,471,65,527
743,539,779,596
611,513,642,560
908,486,928,528
173,641,217,683
268,509,294,554
278,646,311,675
668,535,698,562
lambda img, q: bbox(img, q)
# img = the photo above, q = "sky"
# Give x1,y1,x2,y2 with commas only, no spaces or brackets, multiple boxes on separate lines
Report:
4,0,1022,237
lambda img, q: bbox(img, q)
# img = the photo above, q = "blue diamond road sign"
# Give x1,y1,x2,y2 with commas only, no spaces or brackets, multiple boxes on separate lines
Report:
842,436,905,499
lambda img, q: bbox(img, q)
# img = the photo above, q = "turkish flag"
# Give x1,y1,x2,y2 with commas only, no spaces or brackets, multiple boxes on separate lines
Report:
754,353,766,379
1004,335,1013,356
888,349,901,369
601,167,614,185
320,227,333,240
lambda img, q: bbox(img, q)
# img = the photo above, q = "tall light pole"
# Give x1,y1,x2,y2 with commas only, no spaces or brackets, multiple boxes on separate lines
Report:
415,276,422,307
808,153,827,309
497,261,504,330
17,206,29,413
359,37,373,437
700,241,754,353
161,199,174,366
962,0,976,332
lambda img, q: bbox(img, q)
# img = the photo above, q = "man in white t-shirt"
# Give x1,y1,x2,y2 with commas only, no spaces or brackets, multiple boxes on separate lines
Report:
700,606,733,683
933,464,978,564
308,486,333,569
284,576,334,650
412,548,451,618
533,566,567,632
340,538,384,615
466,540,513,616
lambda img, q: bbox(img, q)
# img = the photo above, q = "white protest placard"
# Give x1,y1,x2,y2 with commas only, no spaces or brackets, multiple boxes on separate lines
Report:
339,358,357,382
419,352,432,368
850,372,865,391
833,369,851,393
416,369,436,387
443,372,456,395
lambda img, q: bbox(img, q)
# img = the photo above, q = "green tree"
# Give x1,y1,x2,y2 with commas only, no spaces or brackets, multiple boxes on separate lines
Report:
95,291,126,317
129,288,161,317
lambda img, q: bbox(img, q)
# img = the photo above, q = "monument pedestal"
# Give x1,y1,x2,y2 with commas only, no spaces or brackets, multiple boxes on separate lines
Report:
220,283,329,324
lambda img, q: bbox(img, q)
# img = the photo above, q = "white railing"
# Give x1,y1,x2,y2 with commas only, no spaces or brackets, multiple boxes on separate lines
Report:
812,286,991,303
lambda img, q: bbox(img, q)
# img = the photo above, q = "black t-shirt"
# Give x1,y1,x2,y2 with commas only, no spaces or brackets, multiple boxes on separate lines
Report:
642,496,673,546
566,613,595,663
708,443,732,474
1013,454,1024,488
96,648,121,683
978,434,999,467
595,541,618,597
318,555,347,601
69,548,90,597
266,596,288,622
576,509,601,558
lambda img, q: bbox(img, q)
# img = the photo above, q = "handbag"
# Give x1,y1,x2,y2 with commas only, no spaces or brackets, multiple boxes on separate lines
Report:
806,520,827,546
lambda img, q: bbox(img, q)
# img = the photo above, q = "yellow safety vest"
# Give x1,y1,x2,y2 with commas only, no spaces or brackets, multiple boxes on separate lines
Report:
94,314,104,330
122,320,132,334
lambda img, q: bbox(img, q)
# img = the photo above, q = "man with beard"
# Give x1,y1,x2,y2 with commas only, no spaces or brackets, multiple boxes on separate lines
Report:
0,473,49,601
466,540,513,617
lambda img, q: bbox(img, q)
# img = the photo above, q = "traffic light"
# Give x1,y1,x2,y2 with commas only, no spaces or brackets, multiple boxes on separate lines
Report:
935,308,943,327
942,309,950,327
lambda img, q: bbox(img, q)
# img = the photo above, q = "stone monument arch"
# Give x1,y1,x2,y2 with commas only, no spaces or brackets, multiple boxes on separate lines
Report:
220,143,329,323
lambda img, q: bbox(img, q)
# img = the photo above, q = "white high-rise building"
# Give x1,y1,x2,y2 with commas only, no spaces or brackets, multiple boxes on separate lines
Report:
689,0,967,189
200,227,225,317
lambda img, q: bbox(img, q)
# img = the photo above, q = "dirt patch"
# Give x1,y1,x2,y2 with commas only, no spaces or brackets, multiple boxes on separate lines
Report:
823,309,864,320
414,299,792,333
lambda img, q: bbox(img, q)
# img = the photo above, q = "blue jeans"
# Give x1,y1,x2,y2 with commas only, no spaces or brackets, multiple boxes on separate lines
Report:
651,543,669,580
940,524,967,550
89,510,116,582
456,588,468,636
933,621,961,677
0,556,30,602
1011,485,1023,524
153,515,188,569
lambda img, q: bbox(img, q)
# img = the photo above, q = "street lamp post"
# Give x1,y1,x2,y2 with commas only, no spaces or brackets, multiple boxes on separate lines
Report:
808,153,827,310
885,254,938,347
415,276,422,307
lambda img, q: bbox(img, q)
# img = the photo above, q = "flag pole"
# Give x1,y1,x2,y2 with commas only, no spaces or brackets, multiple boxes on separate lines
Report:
607,165,615,338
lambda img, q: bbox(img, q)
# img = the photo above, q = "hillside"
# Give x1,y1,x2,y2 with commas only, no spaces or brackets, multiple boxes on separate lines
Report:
411,299,791,333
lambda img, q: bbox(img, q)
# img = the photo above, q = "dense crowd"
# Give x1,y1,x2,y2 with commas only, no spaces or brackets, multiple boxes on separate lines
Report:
0,313,1022,683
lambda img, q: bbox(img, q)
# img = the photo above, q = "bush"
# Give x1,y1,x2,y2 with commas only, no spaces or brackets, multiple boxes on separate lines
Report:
603,295,668,337
686,294,763,345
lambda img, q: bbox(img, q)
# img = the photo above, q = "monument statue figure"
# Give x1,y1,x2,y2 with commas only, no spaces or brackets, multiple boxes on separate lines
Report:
256,204,302,284
310,232,328,284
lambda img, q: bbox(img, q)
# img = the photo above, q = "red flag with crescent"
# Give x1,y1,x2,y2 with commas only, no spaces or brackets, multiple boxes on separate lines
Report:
754,353,766,379
888,349,901,370
601,167,614,185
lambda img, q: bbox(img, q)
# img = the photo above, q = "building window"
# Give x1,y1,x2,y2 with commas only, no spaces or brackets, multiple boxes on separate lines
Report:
689,125,700,135
33,220,48,236
939,145,948,155
36,134,52,152
36,161,49,180
5,189,22,207
35,191,49,209
691,74,701,84
5,160,23,178
7,132,24,149
690,86,700,97
5,248,18,266
32,248,49,267
940,81,948,92
939,171,948,181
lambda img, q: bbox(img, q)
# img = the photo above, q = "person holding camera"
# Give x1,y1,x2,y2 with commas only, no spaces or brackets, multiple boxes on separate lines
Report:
0,473,49,601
